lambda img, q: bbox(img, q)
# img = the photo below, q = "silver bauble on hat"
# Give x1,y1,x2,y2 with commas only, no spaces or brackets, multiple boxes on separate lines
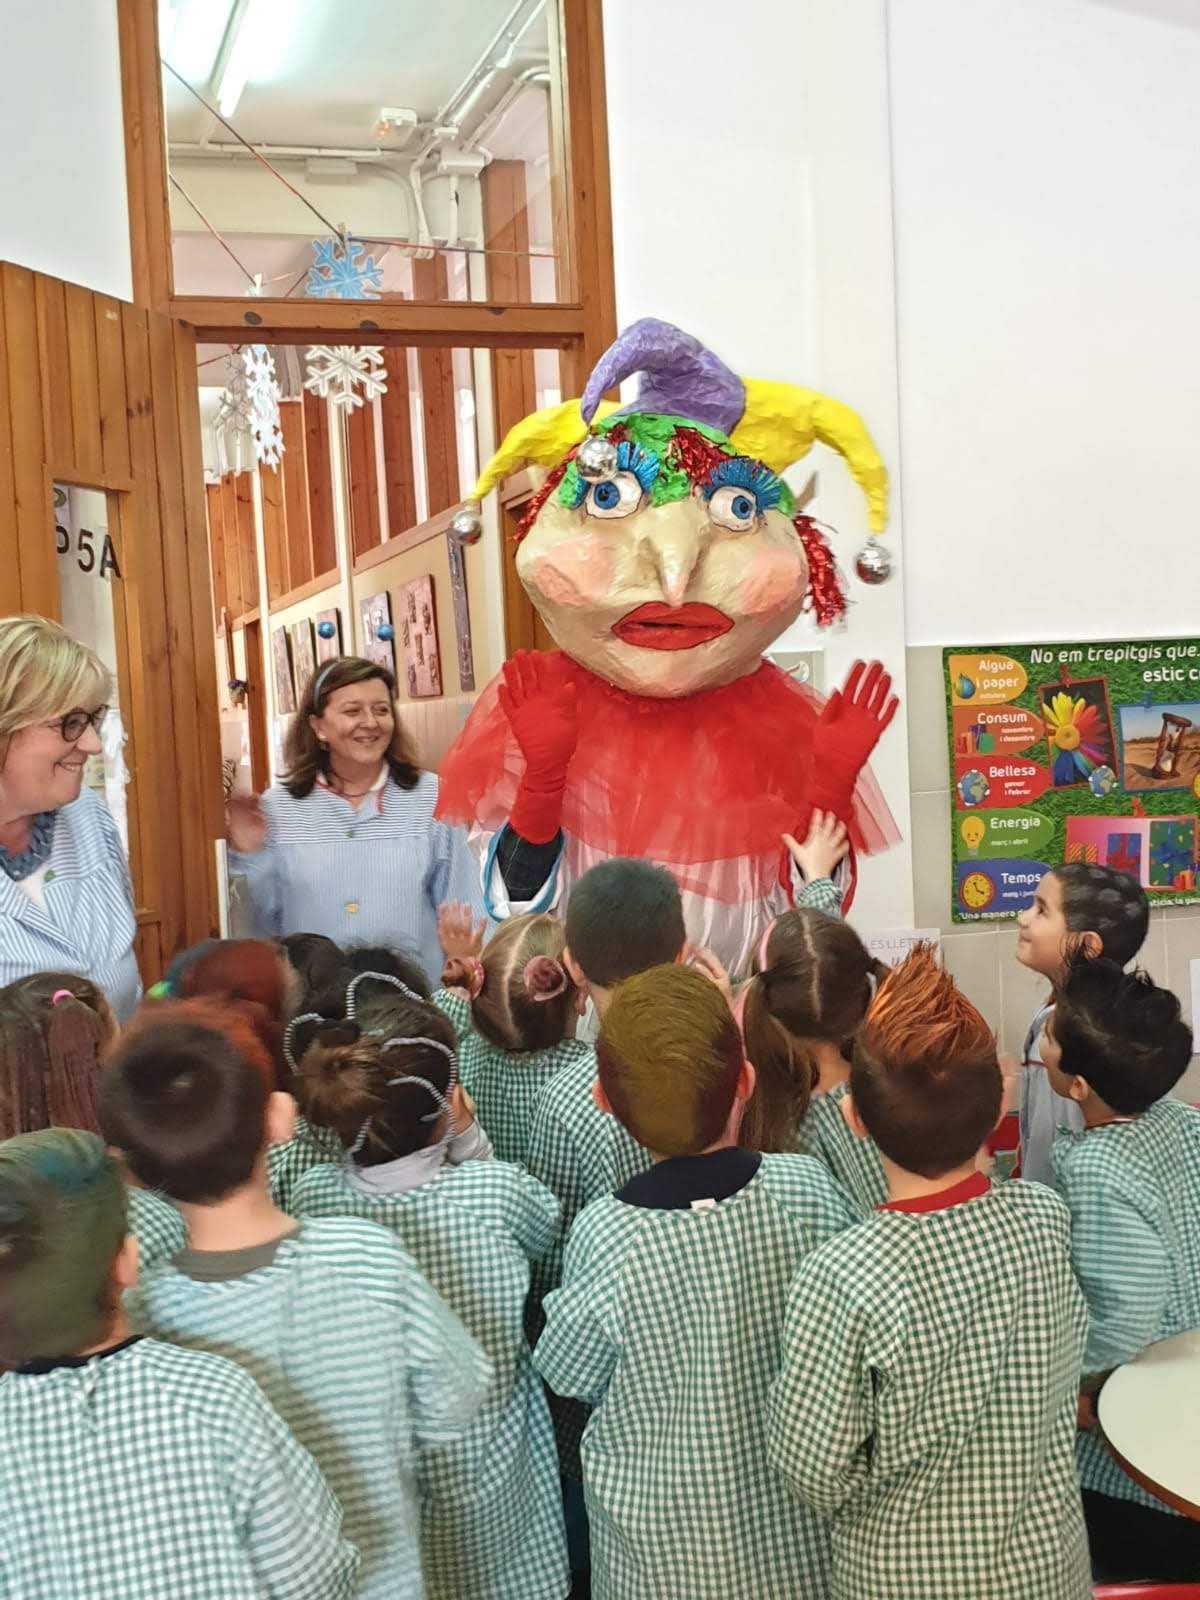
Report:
576,434,619,481
854,537,892,585
449,504,484,545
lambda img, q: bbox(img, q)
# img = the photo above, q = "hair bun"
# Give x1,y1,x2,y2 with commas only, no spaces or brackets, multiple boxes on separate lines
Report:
524,956,567,1003
442,957,485,1000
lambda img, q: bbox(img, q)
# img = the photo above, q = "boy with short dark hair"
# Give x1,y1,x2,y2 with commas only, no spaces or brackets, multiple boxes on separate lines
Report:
0,1128,358,1599
536,965,854,1598
1042,958,1200,1582
767,946,1091,1600
100,999,490,1600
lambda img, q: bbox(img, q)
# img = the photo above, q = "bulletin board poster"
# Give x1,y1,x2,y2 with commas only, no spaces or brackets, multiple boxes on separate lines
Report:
945,639,1200,923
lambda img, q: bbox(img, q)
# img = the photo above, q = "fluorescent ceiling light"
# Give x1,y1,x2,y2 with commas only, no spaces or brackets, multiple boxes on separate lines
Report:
217,0,290,119
161,0,230,82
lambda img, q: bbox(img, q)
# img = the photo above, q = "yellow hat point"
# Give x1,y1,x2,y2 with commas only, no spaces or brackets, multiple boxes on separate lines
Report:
473,398,620,502
731,378,889,533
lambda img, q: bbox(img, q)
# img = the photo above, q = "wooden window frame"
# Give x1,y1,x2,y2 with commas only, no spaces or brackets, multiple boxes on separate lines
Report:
116,0,618,374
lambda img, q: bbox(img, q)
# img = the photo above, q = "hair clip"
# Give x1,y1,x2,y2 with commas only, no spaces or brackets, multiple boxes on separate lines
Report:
346,969,426,1021
523,956,567,1002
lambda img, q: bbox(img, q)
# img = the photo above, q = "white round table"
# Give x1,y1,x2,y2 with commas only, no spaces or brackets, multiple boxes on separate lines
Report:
1098,1328,1200,1519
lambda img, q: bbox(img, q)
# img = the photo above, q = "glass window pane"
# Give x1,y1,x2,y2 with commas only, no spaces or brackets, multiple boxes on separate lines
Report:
161,0,570,304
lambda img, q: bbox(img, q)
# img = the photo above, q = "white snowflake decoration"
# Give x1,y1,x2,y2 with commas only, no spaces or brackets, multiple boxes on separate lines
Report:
242,344,285,469
305,234,383,300
304,346,389,411
213,353,255,475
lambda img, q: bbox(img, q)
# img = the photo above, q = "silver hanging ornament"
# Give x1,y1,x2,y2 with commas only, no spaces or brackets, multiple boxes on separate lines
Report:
854,537,892,585
576,434,619,481
449,503,483,545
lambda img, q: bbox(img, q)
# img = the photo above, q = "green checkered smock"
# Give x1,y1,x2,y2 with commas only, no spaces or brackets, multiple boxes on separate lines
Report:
267,1115,344,1212
126,1185,186,1268
794,1083,888,1218
1053,1097,1200,1510
293,1159,568,1600
131,1217,490,1600
433,987,592,1166
535,1153,856,1599
0,1336,359,1598
767,1179,1091,1600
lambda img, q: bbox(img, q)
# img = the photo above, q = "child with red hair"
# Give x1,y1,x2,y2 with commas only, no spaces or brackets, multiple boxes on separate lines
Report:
767,947,1091,1600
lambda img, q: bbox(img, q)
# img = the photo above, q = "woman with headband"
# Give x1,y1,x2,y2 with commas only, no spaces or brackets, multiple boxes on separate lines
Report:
226,655,486,986
291,969,568,1600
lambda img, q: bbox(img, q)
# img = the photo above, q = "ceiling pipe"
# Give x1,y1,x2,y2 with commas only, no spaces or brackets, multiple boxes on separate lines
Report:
170,141,388,161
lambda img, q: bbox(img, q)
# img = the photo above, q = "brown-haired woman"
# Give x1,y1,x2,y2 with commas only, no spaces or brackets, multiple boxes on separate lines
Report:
739,907,888,1214
226,655,485,986
434,905,590,1165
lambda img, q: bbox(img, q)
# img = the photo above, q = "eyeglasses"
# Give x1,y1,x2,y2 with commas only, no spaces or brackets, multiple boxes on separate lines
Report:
47,707,109,743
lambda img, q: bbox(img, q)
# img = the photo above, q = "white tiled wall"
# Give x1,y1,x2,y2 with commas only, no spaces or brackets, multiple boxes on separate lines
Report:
906,646,1200,1100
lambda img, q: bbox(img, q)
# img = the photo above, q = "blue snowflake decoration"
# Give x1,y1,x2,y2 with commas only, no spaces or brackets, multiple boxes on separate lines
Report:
306,234,383,300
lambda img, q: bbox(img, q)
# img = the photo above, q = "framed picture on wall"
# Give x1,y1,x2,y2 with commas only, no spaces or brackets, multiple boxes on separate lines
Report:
400,575,443,699
314,607,342,663
360,592,396,676
291,618,317,702
271,626,297,714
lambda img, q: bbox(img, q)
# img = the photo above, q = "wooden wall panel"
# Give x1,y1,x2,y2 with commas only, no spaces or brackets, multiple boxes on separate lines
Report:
278,401,307,589
380,350,416,535
235,475,258,614
304,392,336,576
0,263,223,981
346,399,381,557
1,266,56,616
205,483,227,621
260,462,287,602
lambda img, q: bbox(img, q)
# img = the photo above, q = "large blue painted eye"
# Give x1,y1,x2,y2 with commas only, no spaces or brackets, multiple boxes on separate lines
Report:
585,471,643,520
708,484,760,533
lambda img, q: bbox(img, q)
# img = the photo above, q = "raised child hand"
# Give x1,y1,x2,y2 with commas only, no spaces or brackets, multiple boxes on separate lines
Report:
685,944,734,1006
783,809,850,883
226,793,268,854
438,901,487,962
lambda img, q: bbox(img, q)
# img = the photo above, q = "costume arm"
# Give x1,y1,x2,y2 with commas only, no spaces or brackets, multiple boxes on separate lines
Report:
485,823,566,914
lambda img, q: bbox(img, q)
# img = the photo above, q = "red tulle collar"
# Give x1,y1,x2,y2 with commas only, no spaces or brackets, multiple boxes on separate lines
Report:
437,651,894,872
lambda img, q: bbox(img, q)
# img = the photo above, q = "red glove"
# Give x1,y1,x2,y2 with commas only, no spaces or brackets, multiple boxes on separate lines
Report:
809,659,898,819
498,651,579,844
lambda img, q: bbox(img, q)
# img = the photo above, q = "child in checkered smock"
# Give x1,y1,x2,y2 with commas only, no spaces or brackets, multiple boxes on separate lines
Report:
736,815,887,1216
291,967,569,1600
1040,956,1200,1583
100,997,490,1600
767,946,1091,1600
0,1128,359,1600
1013,863,1149,1184
536,964,856,1600
433,903,592,1166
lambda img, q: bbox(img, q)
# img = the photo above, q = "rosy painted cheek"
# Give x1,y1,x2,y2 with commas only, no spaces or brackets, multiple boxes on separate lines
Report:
737,547,808,616
528,541,617,609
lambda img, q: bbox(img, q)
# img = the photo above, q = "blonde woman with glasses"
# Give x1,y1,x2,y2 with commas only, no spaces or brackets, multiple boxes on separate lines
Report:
0,615,139,1018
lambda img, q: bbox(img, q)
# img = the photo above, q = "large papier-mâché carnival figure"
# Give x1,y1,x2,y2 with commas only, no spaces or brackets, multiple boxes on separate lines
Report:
436,319,900,974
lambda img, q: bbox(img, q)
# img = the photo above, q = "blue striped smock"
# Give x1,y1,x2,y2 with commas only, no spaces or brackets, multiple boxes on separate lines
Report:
0,787,141,1019
231,770,485,985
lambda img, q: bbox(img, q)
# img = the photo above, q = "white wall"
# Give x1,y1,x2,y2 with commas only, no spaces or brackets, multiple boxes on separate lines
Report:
891,0,1200,646
0,0,132,299
601,0,915,930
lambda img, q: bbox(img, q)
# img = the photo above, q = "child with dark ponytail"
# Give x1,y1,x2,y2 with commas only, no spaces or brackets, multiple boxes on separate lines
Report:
292,968,568,1600
435,906,589,1164
0,971,186,1267
739,910,888,1215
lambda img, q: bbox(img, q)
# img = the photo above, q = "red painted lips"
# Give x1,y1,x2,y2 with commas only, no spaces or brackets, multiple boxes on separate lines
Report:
612,603,734,652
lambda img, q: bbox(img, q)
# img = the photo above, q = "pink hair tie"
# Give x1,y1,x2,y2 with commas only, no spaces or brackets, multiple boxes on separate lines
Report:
524,956,567,1003
50,989,75,1007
